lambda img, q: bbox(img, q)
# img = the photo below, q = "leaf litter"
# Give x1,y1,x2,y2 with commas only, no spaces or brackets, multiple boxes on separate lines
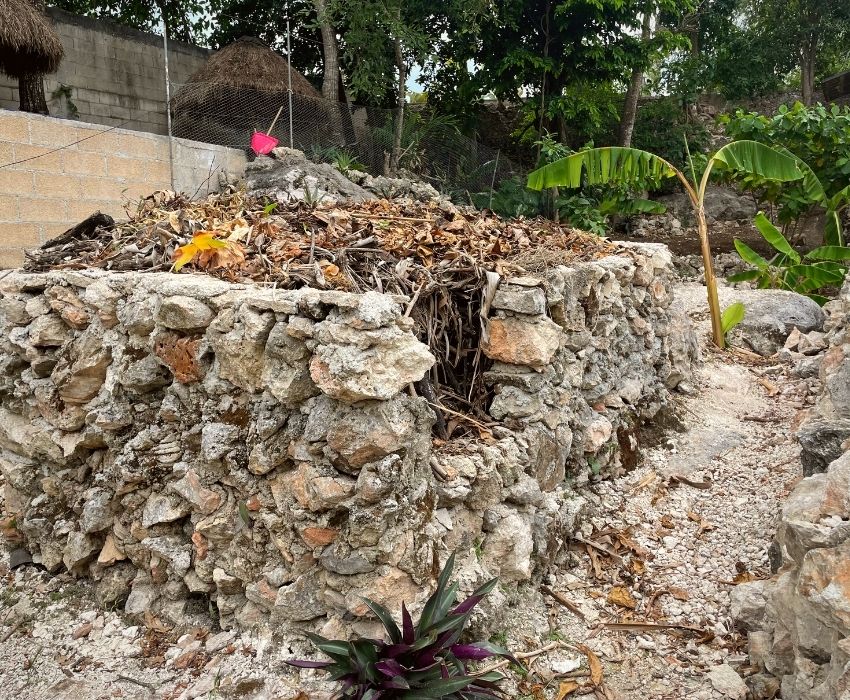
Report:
25,189,614,438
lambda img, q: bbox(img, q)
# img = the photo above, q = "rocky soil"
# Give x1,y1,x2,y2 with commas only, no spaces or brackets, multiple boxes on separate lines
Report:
0,278,819,700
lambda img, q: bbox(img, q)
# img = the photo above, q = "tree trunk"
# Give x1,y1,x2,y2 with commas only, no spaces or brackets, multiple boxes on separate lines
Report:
389,34,406,174
313,0,340,102
801,42,816,106
18,74,48,115
619,11,652,147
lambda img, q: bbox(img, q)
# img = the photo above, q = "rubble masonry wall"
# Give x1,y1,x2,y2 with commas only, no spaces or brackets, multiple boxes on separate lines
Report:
0,242,694,633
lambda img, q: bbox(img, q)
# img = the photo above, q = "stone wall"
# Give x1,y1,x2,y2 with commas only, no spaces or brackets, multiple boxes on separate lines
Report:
0,243,694,634
0,111,247,268
0,8,209,135
732,275,850,700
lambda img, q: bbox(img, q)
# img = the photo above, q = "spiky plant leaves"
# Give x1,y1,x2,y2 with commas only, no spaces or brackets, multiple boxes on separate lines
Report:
286,552,510,698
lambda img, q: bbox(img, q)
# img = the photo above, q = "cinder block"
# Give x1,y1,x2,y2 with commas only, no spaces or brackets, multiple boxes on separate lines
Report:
35,171,83,198
68,198,120,222
0,194,18,220
147,159,172,183
63,149,107,176
0,112,31,144
0,169,34,195
28,117,82,147
0,248,26,269
107,155,148,180
0,222,39,248
78,176,124,201
18,196,67,222
12,143,64,172
122,180,156,202
0,140,13,163
124,134,160,158
40,222,71,242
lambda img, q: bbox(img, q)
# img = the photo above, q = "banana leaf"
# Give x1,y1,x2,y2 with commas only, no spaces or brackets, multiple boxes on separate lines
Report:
721,302,745,335
753,212,800,263
527,147,677,191
786,264,847,287
709,141,804,183
806,246,850,262
734,239,770,270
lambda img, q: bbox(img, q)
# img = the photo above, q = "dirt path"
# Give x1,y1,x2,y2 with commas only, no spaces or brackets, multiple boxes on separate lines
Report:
515,347,807,700
0,284,813,700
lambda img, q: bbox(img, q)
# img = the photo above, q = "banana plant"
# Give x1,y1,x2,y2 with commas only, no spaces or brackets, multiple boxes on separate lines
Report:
527,142,804,348
731,213,850,305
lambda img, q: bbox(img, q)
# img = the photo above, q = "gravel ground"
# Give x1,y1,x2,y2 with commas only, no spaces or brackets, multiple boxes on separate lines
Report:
0,282,815,700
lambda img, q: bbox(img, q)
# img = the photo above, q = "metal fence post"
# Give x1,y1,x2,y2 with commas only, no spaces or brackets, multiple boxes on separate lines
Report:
162,19,175,191
286,1,294,149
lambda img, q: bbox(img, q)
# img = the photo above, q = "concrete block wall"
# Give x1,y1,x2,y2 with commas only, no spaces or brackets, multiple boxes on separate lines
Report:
0,8,209,135
0,111,246,268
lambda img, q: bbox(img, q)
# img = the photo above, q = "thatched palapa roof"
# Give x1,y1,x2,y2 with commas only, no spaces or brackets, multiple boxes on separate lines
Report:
0,0,64,78
172,36,321,111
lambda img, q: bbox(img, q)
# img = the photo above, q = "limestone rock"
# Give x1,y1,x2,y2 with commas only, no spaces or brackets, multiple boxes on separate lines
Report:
95,561,135,606
169,469,222,514
584,415,613,452
324,397,417,468
142,494,191,528
63,531,100,573
274,572,326,621
209,307,274,391
45,286,90,330
796,538,850,635
492,285,547,315
482,510,533,582
798,417,850,476
80,488,113,534
731,580,769,631
29,314,69,347
707,664,748,700
311,324,434,403
119,354,171,394
157,295,214,330
482,316,561,369
727,289,825,356
55,332,112,405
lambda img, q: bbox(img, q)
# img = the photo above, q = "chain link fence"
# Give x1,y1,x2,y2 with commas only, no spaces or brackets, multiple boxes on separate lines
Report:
169,82,520,199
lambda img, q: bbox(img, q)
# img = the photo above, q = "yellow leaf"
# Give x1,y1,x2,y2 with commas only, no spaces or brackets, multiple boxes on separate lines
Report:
192,231,228,250
556,681,579,699
669,586,690,601
171,232,230,272
172,244,198,271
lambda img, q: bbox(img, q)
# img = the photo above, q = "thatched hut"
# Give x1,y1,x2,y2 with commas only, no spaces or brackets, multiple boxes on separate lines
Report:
172,36,339,150
0,0,64,114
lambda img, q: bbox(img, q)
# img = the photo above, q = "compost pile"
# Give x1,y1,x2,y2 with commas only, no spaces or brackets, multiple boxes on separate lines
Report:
25,189,614,430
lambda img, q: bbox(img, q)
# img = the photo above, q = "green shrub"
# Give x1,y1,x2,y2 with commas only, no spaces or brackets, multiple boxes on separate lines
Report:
720,103,850,238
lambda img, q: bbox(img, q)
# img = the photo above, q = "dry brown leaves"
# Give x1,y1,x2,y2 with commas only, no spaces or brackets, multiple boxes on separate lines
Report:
607,586,637,610
154,334,205,383
28,189,612,289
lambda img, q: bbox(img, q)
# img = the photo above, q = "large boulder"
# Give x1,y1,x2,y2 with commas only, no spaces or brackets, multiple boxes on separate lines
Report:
726,288,825,356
